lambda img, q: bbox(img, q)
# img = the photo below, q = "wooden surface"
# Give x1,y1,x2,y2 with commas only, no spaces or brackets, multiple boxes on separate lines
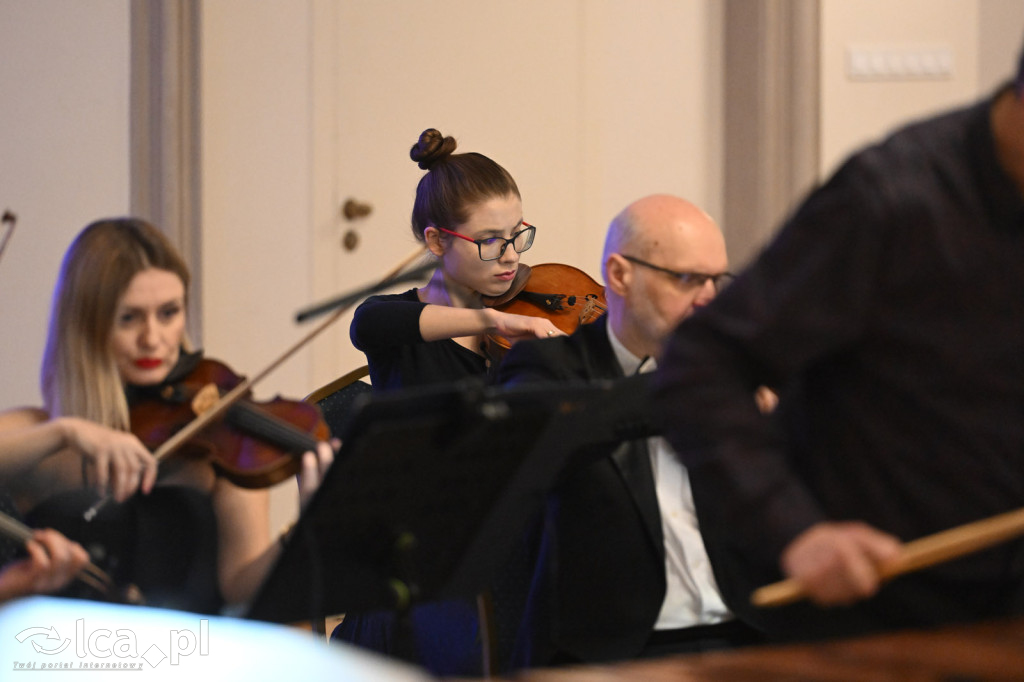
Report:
499,618,1024,681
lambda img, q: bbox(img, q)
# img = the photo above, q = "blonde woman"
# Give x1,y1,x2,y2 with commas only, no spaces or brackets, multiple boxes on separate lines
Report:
0,218,331,612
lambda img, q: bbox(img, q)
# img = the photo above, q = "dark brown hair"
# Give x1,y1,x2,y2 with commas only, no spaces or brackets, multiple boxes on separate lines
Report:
409,128,520,241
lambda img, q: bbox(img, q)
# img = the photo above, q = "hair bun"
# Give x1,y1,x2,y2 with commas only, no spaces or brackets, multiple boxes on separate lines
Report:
410,128,458,170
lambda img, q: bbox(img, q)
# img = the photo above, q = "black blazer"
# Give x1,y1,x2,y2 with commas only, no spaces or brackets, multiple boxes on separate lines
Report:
497,317,665,663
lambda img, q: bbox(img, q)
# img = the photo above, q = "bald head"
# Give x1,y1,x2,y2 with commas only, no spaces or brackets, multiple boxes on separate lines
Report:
602,194,728,358
603,195,722,277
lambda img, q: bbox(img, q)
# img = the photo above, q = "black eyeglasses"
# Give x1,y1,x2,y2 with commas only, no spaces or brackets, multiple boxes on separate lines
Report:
437,223,536,261
621,254,734,292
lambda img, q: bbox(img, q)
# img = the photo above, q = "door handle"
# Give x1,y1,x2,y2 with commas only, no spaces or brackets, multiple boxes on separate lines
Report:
342,198,372,221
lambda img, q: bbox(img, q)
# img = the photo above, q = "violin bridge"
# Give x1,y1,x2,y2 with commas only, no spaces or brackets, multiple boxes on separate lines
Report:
580,296,602,323
191,382,221,416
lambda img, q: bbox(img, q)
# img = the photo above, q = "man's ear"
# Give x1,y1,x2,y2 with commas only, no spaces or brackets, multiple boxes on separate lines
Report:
605,253,631,297
424,226,446,257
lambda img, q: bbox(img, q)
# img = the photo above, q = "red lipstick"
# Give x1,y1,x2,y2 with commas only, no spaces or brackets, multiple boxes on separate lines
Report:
133,358,163,369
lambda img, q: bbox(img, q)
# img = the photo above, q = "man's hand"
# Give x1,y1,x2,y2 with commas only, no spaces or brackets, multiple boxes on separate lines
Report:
781,521,903,606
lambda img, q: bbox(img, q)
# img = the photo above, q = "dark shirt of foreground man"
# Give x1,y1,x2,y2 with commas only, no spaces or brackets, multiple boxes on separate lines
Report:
654,59,1024,642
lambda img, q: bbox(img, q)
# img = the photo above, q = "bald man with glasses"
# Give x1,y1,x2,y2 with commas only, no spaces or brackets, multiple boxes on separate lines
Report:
497,194,763,666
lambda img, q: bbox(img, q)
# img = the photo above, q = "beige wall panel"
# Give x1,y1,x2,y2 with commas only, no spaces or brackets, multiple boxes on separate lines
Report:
0,0,131,408
200,1,316,401
979,0,1024,92
819,0,980,176
579,0,722,272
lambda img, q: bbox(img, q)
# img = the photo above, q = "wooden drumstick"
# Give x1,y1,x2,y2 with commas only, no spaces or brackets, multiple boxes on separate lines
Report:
752,506,1024,608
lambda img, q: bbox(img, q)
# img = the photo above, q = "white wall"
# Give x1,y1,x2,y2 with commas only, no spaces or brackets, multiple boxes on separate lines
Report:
579,0,723,266
819,0,983,177
0,0,131,410
199,1,316,402
979,0,1024,92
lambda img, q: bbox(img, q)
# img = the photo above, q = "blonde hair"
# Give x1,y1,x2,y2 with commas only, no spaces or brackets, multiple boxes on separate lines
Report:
41,218,190,429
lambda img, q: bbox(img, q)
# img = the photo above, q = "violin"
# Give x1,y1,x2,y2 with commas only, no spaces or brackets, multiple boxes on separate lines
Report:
128,356,330,489
482,262,607,358
118,248,431,487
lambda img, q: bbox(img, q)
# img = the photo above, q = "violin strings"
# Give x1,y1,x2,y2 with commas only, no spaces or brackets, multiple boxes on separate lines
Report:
226,401,319,455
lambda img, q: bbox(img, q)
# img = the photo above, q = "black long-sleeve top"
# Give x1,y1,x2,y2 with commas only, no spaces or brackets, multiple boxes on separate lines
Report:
350,289,486,390
654,87,1024,638
341,288,497,675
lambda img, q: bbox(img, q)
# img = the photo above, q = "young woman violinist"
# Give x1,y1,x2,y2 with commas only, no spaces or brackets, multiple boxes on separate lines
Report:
336,128,561,675
349,128,562,390
0,218,333,611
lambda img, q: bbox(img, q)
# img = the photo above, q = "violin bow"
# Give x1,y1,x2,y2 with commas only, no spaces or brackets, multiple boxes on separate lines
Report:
0,510,118,597
150,247,433,463
751,505,1024,608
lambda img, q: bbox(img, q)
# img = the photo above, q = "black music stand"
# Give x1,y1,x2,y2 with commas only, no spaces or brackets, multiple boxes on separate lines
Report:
245,374,654,627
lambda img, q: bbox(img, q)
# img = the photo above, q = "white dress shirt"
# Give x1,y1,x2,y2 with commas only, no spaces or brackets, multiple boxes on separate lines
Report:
606,326,732,629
